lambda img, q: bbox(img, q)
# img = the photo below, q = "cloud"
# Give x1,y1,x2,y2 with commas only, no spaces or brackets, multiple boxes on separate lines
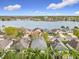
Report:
34,11,62,15
55,13,62,15
34,11,40,13
34,11,46,14
47,0,79,9
75,11,79,15
4,4,21,11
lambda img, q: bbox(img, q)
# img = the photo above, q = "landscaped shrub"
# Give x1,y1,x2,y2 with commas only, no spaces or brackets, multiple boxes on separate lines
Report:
0,46,79,59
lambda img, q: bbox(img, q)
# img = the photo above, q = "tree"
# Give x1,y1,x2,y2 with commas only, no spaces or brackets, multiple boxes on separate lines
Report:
74,26,79,29
73,28,79,38
4,27,18,39
3,27,24,51
4,27,24,39
61,26,65,29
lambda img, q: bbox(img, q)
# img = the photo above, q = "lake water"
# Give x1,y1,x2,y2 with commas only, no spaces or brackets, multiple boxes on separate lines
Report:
0,21,79,29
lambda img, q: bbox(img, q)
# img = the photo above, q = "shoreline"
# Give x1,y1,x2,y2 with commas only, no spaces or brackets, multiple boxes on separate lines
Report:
0,16,79,21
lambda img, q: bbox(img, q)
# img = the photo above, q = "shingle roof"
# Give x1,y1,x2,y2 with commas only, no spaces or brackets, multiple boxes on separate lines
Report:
0,39,12,49
68,40,78,49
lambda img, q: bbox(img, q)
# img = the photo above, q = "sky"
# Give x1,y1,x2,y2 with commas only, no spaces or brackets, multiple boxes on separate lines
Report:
0,0,79,16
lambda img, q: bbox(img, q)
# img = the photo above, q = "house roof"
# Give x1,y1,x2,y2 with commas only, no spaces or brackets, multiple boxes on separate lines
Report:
68,40,78,49
12,38,30,50
0,39,12,49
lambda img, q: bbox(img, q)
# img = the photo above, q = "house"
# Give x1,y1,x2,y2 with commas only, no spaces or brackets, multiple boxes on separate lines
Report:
0,32,31,51
12,37,31,50
0,39,13,51
65,35,78,41
68,33,77,38
68,39,78,49
31,38,47,50
51,39,68,51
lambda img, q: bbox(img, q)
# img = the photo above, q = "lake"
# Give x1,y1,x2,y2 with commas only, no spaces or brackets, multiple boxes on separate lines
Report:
0,21,79,29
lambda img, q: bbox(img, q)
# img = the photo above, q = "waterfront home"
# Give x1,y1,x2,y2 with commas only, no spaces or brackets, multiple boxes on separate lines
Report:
67,33,77,38
31,37,47,50
51,29,60,33
12,39,29,50
51,39,68,51
68,39,79,49
0,39,13,51
11,35,31,50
